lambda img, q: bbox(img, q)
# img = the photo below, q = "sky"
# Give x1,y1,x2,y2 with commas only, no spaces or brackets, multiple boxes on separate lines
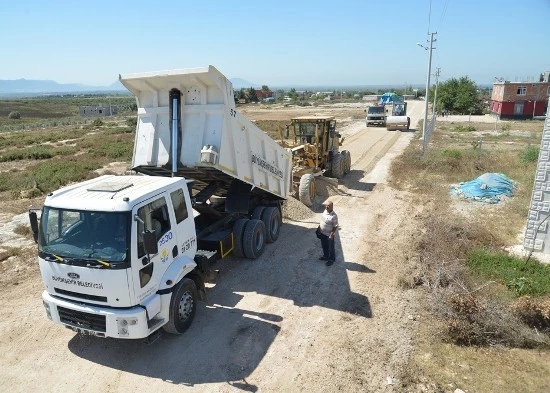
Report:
2,0,549,88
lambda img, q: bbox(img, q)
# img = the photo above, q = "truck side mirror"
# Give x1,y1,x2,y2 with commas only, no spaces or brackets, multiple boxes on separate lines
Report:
143,230,158,255
28,210,39,243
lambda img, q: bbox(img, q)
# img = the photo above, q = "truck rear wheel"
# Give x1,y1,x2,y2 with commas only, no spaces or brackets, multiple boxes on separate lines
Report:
262,206,282,243
331,153,344,179
232,218,248,258
252,206,265,220
163,278,197,335
341,150,351,175
298,174,316,207
243,219,266,259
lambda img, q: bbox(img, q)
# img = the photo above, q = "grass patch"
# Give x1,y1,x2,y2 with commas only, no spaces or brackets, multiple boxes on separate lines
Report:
520,145,539,163
0,146,77,162
468,249,550,297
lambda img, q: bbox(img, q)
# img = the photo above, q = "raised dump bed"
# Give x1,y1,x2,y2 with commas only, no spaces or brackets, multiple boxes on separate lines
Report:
119,66,292,201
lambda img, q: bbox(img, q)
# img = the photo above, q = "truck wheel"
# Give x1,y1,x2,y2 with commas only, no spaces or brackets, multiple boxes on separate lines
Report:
341,150,351,175
232,218,248,258
163,278,197,335
407,118,410,130
298,174,316,207
243,219,266,259
252,206,265,220
331,153,344,179
262,206,282,243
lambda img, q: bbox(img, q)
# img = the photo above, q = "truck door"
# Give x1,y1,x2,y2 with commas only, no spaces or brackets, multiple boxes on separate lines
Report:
131,194,178,303
168,187,197,259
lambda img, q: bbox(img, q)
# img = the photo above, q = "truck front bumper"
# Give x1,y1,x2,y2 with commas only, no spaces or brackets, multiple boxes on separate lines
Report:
42,291,155,339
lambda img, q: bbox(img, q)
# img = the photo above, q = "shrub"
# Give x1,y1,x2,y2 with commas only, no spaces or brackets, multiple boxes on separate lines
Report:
8,111,21,120
92,118,104,127
442,148,462,159
520,146,539,163
125,117,137,127
454,125,476,132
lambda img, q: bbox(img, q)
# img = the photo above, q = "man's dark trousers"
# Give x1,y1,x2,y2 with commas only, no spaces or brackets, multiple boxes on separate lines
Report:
319,232,335,262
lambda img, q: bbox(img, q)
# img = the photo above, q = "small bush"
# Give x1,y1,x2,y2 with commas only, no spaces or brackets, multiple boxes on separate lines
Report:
512,297,550,332
8,111,21,120
520,146,539,163
454,125,476,132
91,118,104,127
125,117,137,127
501,123,511,132
442,148,462,159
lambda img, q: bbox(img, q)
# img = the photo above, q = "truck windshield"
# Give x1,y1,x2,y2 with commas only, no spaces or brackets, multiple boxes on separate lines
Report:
38,207,130,265
368,107,385,114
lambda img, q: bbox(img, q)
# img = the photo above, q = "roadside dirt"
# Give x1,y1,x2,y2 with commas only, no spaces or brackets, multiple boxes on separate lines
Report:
0,101,427,392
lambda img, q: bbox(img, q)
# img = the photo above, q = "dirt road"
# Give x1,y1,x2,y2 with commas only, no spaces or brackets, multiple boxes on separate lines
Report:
0,101,425,392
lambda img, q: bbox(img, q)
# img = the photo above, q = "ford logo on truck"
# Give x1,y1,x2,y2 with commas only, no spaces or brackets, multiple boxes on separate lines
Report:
67,272,80,279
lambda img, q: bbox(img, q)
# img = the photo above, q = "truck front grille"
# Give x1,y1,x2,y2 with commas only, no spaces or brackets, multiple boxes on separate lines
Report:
54,288,107,303
57,306,106,332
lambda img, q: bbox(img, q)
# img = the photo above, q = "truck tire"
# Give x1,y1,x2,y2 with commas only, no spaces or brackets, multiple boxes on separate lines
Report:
341,150,351,175
243,219,266,259
252,206,265,220
407,118,410,130
163,278,197,335
331,153,344,179
232,218,248,258
298,174,316,207
261,206,282,243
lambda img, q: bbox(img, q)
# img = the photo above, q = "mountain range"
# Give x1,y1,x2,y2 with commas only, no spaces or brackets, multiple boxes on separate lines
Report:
0,78,258,97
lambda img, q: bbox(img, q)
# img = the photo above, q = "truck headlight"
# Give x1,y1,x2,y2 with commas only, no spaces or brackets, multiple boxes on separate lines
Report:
116,318,137,336
43,301,52,320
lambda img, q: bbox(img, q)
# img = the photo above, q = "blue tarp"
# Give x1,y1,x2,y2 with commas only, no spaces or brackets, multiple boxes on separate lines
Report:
379,92,402,105
450,173,515,204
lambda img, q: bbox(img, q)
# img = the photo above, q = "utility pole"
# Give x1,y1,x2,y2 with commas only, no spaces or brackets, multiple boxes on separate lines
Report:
418,32,437,151
432,67,441,119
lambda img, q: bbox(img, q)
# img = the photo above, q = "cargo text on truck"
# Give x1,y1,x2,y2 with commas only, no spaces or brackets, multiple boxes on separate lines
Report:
29,66,292,340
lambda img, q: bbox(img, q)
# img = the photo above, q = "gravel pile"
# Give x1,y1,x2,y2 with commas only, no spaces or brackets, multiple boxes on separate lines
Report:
282,196,315,221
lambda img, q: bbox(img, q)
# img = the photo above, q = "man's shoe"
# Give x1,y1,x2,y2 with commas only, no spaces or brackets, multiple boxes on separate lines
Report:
319,256,328,261
326,260,334,266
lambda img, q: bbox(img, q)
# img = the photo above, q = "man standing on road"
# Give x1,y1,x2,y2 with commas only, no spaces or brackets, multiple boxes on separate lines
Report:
318,199,339,266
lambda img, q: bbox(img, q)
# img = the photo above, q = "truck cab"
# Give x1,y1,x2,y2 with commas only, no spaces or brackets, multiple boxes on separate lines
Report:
31,175,208,339
366,105,387,127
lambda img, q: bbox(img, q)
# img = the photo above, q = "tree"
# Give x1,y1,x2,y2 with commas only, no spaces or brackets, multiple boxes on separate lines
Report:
248,87,258,102
432,76,483,115
289,88,298,100
8,111,21,119
238,88,246,101
261,85,270,92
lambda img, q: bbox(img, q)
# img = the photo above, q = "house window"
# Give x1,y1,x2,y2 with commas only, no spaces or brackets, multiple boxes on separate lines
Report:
514,102,524,115
516,86,526,95
547,86,550,96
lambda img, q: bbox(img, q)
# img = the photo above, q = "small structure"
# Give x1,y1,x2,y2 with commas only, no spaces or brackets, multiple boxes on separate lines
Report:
80,104,117,117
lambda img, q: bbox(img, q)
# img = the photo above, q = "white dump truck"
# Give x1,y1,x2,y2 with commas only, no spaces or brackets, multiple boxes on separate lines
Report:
385,102,410,131
29,66,292,340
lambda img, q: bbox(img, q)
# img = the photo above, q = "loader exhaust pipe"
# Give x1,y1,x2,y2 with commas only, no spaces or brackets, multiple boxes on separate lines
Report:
169,88,182,176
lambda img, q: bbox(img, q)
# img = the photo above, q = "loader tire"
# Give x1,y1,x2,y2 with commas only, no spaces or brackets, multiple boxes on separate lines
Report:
341,150,351,175
298,174,316,207
232,218,249,258
243,219,266,259
331,153,345,179
261,206,282,243
163,278,197,335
